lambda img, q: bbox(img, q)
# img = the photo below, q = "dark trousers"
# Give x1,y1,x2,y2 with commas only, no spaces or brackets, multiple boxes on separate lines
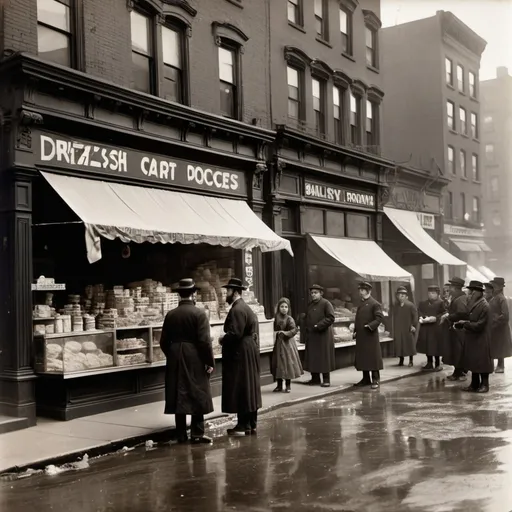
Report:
471,372,490,389
497,358,505,368
175,414,205,438
427,356,441,366
362,370,380,383
453,368,467,377
311,372,330,384
237,411,258,430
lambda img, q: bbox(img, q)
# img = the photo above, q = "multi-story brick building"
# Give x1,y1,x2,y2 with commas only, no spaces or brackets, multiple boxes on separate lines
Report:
381,10,488,277
481,67,512,280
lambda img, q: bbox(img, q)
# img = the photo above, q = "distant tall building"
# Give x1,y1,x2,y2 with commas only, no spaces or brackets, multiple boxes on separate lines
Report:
481,67,512,279
381,10,488,273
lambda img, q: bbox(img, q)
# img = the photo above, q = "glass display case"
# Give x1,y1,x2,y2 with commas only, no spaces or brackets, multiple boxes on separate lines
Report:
151,327,166,363
115,327,150,366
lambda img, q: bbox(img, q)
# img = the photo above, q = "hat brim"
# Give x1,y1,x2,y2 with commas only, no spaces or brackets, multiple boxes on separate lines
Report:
172,286,199,293
467,286,484,292
222,284,247,291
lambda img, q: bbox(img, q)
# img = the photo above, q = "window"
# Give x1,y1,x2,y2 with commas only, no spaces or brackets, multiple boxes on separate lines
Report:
490,176,499,198
445,57,453,85
37,0,72,67
312,78,325,136
303,209,324,234
287,0,302,26
470,112,478,139
281,207,298,233
469,71,477,98
447,145,455,174
492,211,502,227
446,191,453,219
457,65,464,92
131,10,155,94
162,25,183,103
472,197,480,223
447,101,455,130
333,86,343,144
460,150,466,178
346,214,370,239
326,211,345,237
485,144,495,163
472,154,479,181
484,116,494,132
459,107,467,135
287,66,302,120
350,92,360,144
366,100,376,146
366,27,377,68
461,193,466,220
340,8,352,56
219,46,238,118
314,0,328,40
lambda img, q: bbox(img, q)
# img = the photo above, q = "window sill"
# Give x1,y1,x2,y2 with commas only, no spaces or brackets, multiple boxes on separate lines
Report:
289,22,306,33
366,64,380,74
461,133,470,139
458,90,466,96
449,129,458,135
470,96,479,103
461,176,468,181
316,37,332,48
225,0,243,8
342,52,356,63
473,180,482,184
472,137,480,143
446,83,455,90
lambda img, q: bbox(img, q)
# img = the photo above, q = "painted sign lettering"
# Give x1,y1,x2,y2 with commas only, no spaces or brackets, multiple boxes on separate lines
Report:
304,181,375,209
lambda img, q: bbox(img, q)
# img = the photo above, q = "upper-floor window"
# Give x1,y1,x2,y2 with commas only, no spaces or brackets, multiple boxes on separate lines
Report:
288,0,302,26
339,8,352,56
287,66,303,121
447,100,455,130
484,116,494,132
461,192,466,219
457,64,464,93
333,86,343,144
131,10,155,94
459,107,467,135
490,176,499,198
365,27,377,68
485,143,495,163
219,45,238,118
312,78,325,136
470,112,478,139
366,100,377,146
448,145,455,174
350,92,360,145
472,154,479,181
37,0,72,67
469,71,477,99
492,211,502,227
460,149,467,178
314,0,328,40
472,196,481,223
446,191,454,219
162,25,184,103
445,57,453,85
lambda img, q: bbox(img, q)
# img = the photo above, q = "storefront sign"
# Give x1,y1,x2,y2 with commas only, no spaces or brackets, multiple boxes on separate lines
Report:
417,213,435,230
35,133,247,196
243,249,254,294
304,181,375,209
444,224,485,238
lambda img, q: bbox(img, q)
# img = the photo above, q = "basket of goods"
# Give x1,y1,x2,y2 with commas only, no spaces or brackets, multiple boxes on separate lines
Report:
333,326,353,343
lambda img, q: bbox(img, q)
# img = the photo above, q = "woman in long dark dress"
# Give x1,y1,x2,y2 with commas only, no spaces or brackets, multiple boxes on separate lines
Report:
271,298,304,393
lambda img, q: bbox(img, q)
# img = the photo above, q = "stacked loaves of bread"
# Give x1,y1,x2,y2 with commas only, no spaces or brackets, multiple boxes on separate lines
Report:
46,339,113,373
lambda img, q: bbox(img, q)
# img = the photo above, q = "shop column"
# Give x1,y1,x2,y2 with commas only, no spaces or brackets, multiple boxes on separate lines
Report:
0,171,36,425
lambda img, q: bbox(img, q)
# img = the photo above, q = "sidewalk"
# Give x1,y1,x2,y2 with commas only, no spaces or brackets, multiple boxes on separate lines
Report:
0,359,421,474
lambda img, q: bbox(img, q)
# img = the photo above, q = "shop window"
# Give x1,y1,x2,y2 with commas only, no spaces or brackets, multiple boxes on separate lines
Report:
131,10,155,94
459,107,467,135
469,71,477,99
312,77,326,137
447,145,455,174
457,64,464,93
303,209,324,234
287,66,304,121
346,213,369,239
314,0,328,41
161,24,185,103
445,57,453,86
326,211,345,237
472,154,479,181
281,207,298,233
470,112,478,139
349,91,360,145
472,196,481,223
219,45,239,119
339,7,352,56
447,101,455,130
287,0,302,26
460,149,466,178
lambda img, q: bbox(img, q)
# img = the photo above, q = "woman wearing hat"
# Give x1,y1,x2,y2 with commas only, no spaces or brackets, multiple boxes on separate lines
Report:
489,277,512,373
392,286,418,368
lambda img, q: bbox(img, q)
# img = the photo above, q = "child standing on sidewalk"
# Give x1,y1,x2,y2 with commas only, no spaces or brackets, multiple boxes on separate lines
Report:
272,297,304,393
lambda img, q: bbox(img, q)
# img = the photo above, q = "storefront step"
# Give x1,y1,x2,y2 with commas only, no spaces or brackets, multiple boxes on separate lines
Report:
0,415,29,434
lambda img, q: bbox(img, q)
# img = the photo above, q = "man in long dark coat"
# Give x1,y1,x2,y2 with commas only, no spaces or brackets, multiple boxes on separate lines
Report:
303,284,336,387
442,277,468,381
417,285,445,371
453,280,493,393
392,286,418,367
353,282,384,389
489,277,512,373
220,278,262,436
160,278,215,444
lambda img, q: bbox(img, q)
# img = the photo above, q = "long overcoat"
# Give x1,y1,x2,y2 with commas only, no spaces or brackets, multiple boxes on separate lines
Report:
160,300,215,415
489,293,512,359
272,314,303,380
442,291,468,367
392,300,418,357
221,298,262,414
354,296,384,371
459,297,493,373
416,298,445,356
303,297,336,373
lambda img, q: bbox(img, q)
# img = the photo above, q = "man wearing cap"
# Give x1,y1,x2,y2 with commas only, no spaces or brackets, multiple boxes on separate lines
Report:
453,281,493,393
392,286,418,367
219,278,262,436
489,277,512,373
442,277,469,381
303,284,336,387
417,285,445,371
353,282,384,389
160,278,215,444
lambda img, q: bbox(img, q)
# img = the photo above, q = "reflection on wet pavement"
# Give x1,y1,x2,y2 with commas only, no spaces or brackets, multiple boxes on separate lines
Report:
2,372,512,511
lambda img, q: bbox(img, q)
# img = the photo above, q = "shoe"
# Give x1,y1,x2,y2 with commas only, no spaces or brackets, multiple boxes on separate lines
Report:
191,435,213,444
477,385,489,393
447,374,460,381
321,383,331,388
422,363,434,371
273,386,283,393
495,367,505,374
354,379,371,387
250,428,257,435
371,381,380,390
462,385,477,392
227,427,251,436
304,380,321,386
408,362,414,368
435,365,444,372
458,375,467,382
284,388,291,393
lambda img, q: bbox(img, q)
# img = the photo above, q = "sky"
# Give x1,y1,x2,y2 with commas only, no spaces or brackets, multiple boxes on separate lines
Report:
380,0,512,80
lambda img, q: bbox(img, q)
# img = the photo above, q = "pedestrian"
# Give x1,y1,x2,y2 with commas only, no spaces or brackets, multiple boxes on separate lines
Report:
392,286,418,367
484,282,494,302
353,282,384,390
219,278,262,436
160,278,215,444
417,285,445,371
489,277,512,373
453,281,493,393
442,283,451,309
442,277,468,381
303,284,336,387
271,297,304,393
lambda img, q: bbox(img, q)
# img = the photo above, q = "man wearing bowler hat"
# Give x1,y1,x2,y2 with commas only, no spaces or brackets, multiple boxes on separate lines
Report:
489,277,512,373
353,281,384,389
303,284,336,387
160,278,215,444
392,286,418,368
219,278,262,436
484,282,494,302
417,285,445,371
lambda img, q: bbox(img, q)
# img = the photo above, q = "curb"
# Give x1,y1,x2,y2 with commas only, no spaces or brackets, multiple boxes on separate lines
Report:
0,368,423,477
